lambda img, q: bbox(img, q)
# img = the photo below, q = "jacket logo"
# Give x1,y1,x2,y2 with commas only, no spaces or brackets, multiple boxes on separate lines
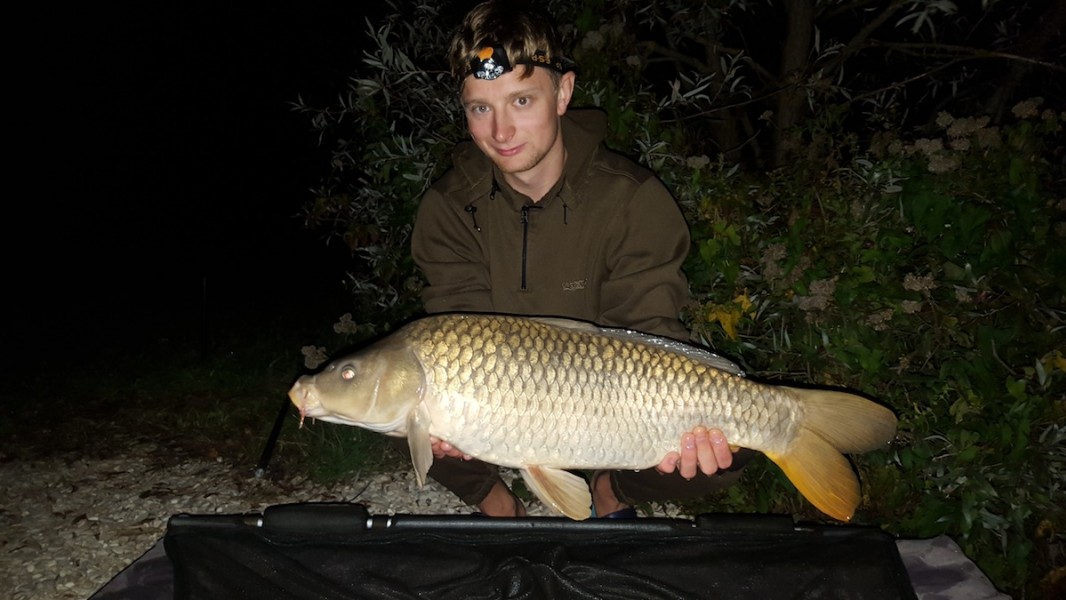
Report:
562,279,587,291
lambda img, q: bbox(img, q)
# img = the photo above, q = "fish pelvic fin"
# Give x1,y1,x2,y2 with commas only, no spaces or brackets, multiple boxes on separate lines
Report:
406,403,434,488
766,387,897,522
521,466,593,520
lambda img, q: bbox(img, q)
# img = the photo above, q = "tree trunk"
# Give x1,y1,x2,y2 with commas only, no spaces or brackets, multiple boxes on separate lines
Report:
772,0,815,169
981,1,1066,121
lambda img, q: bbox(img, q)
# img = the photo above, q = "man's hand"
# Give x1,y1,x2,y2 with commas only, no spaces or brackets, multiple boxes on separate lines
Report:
656,427,734,478
430,436,473,461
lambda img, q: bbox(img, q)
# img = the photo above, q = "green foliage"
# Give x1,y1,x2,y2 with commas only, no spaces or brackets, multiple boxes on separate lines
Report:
674,106,1065,597
291,2,467,330
294,424,401,483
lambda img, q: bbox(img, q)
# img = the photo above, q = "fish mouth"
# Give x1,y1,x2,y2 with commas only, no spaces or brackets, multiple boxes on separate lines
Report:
288,378,329,428
288,378,367,428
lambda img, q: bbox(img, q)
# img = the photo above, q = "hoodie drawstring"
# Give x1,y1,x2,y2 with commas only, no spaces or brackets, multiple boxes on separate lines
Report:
464,203,480,232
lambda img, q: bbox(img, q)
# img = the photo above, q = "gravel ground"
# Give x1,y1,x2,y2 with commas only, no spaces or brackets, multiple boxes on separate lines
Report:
0,435,681,600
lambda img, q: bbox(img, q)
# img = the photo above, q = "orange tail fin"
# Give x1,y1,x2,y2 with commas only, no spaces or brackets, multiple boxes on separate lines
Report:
763,388,897,521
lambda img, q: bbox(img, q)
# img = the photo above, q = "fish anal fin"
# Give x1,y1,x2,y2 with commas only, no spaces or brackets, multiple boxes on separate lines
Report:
765,427,860,522
406,403,433,487
521,466,592,520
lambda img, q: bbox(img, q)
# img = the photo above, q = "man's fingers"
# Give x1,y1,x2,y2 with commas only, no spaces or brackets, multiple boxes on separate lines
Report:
656,451,681,474
430,437,471,460
430,437,445,459
679,432,699,479
660,427,739,478
694,427,721,476
709,428,733,471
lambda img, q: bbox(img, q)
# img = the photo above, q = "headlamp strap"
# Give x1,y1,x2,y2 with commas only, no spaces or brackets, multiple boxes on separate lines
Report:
469,45,566,81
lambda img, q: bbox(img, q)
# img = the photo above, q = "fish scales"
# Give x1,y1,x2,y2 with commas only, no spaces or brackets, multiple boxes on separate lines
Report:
289,313,898,520
403,315,796,468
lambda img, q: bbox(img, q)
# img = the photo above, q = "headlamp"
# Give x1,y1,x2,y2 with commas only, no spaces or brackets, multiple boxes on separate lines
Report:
468,44,569,81
470,45,511,81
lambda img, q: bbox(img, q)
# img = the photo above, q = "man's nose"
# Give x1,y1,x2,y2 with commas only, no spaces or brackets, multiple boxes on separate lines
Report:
492,112,514,142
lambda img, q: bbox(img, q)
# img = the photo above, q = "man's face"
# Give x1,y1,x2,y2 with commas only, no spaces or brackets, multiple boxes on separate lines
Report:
461,67,575,183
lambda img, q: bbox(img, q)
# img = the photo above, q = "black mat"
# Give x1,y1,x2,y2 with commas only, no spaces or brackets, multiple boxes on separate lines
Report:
157,503,916,600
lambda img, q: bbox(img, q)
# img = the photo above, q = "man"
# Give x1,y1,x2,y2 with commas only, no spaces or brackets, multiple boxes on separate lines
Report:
411,0,750,517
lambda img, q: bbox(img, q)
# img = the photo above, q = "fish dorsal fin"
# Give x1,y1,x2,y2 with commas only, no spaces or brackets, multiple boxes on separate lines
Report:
520,466,593,520
406,402,434,487
528,316,745,377
528,316,601,332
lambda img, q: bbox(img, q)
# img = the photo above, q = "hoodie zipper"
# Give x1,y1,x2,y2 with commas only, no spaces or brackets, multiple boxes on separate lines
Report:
520,204,542,290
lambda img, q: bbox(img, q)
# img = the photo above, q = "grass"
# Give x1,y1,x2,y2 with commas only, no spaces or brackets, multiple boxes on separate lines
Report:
1,288,404,484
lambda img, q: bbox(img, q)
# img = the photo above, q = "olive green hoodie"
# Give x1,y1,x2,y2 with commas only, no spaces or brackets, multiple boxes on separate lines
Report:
411,108,691,341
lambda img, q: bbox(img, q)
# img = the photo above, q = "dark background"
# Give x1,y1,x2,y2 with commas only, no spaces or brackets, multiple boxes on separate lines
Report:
11,4,387,368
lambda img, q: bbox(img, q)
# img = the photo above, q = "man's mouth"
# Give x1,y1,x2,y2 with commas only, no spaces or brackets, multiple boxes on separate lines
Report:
495,144,523,157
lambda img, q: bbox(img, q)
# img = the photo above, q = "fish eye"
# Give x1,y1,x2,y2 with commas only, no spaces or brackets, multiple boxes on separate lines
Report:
341,366,356,381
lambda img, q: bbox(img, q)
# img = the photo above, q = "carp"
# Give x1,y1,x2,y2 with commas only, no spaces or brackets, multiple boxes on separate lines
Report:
288,313,897,521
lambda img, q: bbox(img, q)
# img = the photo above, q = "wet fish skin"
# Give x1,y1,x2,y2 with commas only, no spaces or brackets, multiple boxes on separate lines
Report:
289,313,897,521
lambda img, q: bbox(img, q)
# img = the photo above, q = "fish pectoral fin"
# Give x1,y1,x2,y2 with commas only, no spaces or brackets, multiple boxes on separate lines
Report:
406,404,433,488
520,466,592,520
765,427,860,522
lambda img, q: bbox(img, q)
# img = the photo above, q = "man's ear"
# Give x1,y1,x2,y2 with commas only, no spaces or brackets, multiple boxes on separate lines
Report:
556,71,576,115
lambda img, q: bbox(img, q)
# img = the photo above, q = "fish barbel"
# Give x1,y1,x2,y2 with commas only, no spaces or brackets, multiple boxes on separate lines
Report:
288,313,897,521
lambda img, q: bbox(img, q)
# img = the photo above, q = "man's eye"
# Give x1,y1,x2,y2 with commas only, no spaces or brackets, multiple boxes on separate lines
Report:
515,97,530,107
470,105,490,115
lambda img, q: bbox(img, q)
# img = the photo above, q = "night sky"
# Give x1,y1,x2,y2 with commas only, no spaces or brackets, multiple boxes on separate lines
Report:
11,4,383,365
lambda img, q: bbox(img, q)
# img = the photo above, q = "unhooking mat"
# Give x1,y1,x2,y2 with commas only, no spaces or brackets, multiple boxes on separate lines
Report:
90,502,1010,600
